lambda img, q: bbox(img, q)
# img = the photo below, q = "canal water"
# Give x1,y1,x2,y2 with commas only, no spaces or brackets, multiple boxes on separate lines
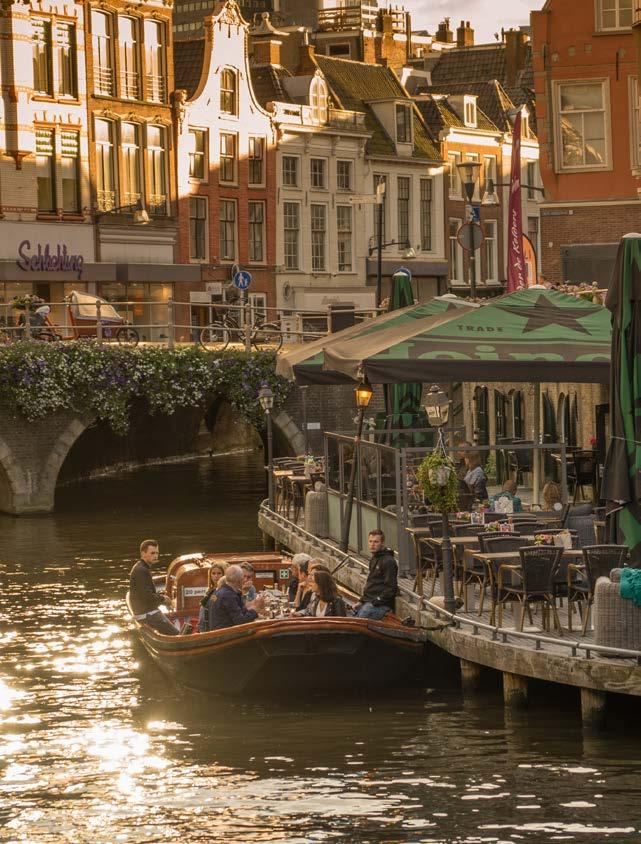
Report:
1,452,641,843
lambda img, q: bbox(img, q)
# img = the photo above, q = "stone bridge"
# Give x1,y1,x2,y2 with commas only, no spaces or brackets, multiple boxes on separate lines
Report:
0,383,375,515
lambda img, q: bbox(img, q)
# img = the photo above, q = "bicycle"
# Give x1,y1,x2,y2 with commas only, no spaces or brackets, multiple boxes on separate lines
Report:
199,309,283,352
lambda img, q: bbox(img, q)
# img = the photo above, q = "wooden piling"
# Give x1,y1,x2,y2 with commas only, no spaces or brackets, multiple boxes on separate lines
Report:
460,659,482,692
580,687,607,729
503,671,528,708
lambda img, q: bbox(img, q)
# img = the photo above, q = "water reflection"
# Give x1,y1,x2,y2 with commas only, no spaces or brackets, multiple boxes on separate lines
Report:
1,454,641,842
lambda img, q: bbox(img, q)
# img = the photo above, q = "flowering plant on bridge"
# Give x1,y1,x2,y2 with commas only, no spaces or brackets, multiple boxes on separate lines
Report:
0,343,291,434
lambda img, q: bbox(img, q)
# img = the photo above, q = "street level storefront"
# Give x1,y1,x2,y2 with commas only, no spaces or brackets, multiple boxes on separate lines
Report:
365,258,449,304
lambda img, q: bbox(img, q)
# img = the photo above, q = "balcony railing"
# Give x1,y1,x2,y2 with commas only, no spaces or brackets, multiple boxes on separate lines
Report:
121,71,140,99
149,193,167,216
96,190,117,212
317,3,406,32
270,101,367,130
94,66,113,96
146,74,166,103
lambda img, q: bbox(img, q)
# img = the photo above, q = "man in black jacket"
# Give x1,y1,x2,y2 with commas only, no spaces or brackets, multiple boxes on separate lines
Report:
209,565,265,631
129,539,179,635
356,530,398,620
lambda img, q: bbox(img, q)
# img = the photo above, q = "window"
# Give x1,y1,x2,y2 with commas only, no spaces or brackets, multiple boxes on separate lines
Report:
220,68,237,115
248,137,264,185
396,104,411,143
56,23,77,98
337,160,352,191
397,176,410,246
282,155,299,187
189,128,206,180
373,174,387,241
95,119,116,211
92,11,113,96
310,158,326,189
189,197,207,260
448,151,461,198
465,152,480,200
484,221,498,282
597,0,632,30
337,205,353,272
483,155,497,196
311,204,327,272
147,125,167,216
449,219,463,282
219,200,236,261
420,179,432,251
526,161,538,200
118,17,139,98
249,201,265,263
144,20,165,102
284,202,300,270
630,77,640,169
61,130,80,213
32,19,52,96
464,97,477,128
121,122,141,206
527,216,540,283
36,128,55,212
556,81,609,170
310,75,328,123
220,133,236,183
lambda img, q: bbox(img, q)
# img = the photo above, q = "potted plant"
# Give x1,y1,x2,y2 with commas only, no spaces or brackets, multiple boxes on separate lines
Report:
11,294,45,312
416,450,458,513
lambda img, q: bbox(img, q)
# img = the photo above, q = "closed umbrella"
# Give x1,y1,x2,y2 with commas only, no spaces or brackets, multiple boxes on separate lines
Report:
601,235,641,560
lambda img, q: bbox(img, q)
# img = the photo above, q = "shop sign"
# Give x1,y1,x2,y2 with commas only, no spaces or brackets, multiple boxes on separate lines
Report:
17,240,84,278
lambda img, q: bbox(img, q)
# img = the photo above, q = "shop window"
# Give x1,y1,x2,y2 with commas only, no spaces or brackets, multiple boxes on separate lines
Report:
61,130,80,214
36,128,55,213
144,19,165,102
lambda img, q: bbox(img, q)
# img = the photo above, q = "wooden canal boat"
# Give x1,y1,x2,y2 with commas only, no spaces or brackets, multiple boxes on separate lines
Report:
127,552,425,696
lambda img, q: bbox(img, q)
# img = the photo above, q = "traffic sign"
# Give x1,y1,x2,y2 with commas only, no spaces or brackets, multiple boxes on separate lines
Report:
233,270,252,291
457,222,484,253
470,203,481,224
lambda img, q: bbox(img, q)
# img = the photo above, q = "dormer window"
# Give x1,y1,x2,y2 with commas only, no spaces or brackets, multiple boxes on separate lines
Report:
396,103,412,143
310,75,329,123
464,96,477,128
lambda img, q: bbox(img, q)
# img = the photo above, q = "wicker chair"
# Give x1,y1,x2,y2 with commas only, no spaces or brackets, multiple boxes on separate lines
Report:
567,545,630,634
496,545,563,633
475,534,524,620
594,568,641,650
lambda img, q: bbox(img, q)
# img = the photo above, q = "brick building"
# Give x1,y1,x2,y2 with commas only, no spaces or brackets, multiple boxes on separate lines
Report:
532,0,640,285
174,0,277,335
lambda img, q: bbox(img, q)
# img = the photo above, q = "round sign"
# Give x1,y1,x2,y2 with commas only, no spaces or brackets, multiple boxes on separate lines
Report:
233,270,252,291
457,222,484,253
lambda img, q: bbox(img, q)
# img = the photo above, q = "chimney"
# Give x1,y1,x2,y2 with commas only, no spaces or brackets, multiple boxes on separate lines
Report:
249,12,287,66
253,37,282,66
456,20,474,48
298,41,317,75
505,28,529,87
435,18,453,44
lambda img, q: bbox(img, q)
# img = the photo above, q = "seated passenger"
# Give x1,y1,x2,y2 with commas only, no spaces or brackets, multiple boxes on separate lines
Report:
208,565,265,631
304,570,348,617
240,562,257,602
293,558,313,611
198,563,226,633
289,553,312,602
491,480,523,514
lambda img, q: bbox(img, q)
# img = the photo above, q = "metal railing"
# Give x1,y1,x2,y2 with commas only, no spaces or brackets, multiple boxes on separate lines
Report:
94,67,113,96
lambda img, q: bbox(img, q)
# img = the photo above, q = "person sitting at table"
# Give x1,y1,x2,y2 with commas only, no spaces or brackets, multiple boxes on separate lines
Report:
289,553,311,602
543,481,563,512
240,562,257,602
491,480,523,514
198,562,227,632
300,570,348,617
208,565,265,631
293,559,328,611
463,452,488,502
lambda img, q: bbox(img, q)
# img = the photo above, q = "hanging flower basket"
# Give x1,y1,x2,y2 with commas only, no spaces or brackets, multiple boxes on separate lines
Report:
416,450,458,513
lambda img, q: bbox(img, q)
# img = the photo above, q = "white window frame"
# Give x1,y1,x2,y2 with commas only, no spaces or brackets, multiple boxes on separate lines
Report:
465,152,480,200
483,155,497,199
395,103,412,144
282,154,300,188
248,200,265,265
336,204,353,273
629,76,640,170
449,218,463,283
248,136,265,187
419,178,433,252
595,0,633,32
554,78,611,172
283,201,301,271
219,132,237,185
92,10,113,96
310,203,328,273
188,128,207,182
310,157,327,190
336,159,353,191
448,151,462,199
484,220,498,283
464,97,477,128
397,175,411,247
310,75,329,124
219,198,237,262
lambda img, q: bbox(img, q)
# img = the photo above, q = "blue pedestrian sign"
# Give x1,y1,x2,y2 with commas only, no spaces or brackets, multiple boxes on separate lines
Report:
470,204,481,224
233,270,252,291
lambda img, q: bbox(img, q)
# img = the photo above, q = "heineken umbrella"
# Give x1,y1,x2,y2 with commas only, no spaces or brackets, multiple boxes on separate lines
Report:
276,295,474,385
386,269,423,435
601,235,641,560
328,288,610,385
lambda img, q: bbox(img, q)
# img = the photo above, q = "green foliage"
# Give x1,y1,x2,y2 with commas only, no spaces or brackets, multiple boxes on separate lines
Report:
416,450,459,513
484,451,497,484
0,343,292,435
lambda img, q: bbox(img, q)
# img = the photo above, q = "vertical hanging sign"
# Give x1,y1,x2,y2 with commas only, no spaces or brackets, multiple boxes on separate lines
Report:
507,111,526,292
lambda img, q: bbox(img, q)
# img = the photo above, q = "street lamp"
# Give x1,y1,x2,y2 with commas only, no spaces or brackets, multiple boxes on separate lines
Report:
94,198,150,225
340,376,374,552
259,382,275,511
457,161,482,298
423,385,456,615
368,237,416,309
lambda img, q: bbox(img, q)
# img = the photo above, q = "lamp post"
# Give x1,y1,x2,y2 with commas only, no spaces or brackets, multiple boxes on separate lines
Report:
424,385,456,614
259,382,275,510
456,161,482,298
340,377,374,552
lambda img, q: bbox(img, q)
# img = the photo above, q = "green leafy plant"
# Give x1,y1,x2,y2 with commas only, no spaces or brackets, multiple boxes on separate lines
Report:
416,450,459,513
484,452,497,485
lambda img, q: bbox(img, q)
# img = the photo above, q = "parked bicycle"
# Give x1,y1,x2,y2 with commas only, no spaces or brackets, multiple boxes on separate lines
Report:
199,308,283,352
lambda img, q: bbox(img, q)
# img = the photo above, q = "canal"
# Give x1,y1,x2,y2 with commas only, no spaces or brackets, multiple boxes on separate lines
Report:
1,453,640,843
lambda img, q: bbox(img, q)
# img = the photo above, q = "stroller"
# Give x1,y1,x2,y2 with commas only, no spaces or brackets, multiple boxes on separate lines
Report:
66,290,139,345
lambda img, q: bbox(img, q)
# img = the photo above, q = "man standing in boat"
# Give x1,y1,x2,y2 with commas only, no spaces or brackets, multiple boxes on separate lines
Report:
209,565,266,630
129,540,179,635
355,530,398,620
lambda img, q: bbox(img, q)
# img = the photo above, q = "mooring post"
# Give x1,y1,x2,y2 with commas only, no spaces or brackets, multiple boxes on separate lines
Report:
503,671,529,709
460,659,482,692
580,687,607,730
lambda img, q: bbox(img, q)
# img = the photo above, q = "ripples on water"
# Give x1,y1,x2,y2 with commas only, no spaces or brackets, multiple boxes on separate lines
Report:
1,454,641,843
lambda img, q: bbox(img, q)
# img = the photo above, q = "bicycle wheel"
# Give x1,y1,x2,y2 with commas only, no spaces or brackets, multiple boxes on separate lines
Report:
116,326,140,347
200,323,230,350
252,323,283,351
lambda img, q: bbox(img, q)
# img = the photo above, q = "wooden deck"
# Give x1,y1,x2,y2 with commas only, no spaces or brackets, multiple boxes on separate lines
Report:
258,503,641,712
